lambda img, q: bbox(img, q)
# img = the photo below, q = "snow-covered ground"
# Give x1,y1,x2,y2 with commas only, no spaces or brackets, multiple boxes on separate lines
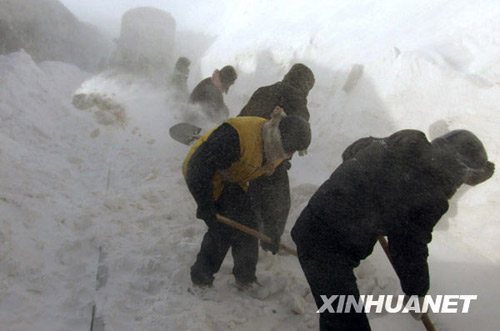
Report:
1,1,500,330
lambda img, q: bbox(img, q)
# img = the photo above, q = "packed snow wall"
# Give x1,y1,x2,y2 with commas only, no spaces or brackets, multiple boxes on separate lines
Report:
110,7,176,83
0,0,111,72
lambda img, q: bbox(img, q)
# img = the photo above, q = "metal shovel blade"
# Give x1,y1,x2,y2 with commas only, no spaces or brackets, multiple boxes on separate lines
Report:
169,122,202,145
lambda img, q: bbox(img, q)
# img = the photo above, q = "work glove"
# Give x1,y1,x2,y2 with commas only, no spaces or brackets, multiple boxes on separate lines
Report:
464,161,495,186
283,159,292,170
404,295,425,321
261,234,280,255
196,205,217,228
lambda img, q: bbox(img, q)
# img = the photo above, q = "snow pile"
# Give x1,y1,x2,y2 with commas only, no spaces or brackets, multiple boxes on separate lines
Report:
202,0,500,73
0,50,97,330
0,0,111,71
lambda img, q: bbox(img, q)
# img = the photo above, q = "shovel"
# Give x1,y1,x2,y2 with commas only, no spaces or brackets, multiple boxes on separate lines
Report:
169,122,202,146
216,214,297,256
378,236,436,331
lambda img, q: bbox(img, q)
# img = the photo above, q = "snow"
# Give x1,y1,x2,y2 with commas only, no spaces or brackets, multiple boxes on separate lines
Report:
1,1,500,330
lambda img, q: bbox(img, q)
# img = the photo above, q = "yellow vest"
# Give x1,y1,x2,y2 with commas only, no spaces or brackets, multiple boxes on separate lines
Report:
183,117,283,200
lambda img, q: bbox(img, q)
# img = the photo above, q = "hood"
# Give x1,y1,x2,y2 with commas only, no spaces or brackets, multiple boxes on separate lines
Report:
282,63,315,94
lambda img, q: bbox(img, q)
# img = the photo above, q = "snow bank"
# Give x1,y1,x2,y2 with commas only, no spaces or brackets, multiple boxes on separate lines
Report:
0,50,98,330
0,0,111,72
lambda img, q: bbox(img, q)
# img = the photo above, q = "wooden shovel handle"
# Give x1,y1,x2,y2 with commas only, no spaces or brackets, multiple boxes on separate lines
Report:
216,214,297,256
378,236,436,331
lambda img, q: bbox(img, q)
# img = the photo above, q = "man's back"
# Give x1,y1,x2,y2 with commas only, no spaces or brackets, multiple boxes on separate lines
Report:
189,77,228,120
239,82,310,120
239,63,314,121
300,130,452,259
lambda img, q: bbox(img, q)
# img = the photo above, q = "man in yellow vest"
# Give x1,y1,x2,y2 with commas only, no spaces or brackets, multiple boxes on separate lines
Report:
183,107,311,288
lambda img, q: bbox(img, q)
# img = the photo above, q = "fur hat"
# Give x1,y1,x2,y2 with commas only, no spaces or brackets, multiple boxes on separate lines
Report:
279,114,311,154
262,107,311,168
282,63,315,93
432,130,494,186
432,130,487,169
219,65,238,85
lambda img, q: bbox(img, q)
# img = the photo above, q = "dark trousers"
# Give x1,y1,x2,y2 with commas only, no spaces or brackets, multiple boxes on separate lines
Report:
248,161,291,240
191,184,258,285
293,208,371,331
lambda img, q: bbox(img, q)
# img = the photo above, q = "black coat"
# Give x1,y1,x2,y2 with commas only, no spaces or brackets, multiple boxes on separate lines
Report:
237,64,314,249
239,82,310,121
189,78,229,121
238,63,314,120
184,124,240,221
292,130,464,296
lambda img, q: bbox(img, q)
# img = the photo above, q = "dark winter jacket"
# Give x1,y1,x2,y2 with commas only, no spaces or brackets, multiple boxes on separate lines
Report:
189,77,229,121
292,130,465,296
184,117,284,224
238,63,314,121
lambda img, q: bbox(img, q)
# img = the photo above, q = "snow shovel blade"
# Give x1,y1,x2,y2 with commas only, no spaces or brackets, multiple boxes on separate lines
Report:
169,122,202,145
